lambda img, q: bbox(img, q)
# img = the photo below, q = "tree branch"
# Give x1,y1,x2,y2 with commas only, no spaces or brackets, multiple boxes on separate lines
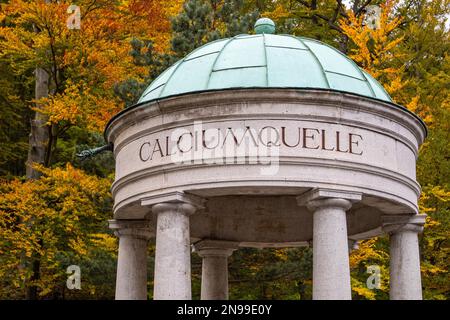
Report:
356,0,373,16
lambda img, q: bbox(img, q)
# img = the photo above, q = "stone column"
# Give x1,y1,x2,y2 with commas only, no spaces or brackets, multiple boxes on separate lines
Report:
109,219,152,300
194,240,239,300
382,214,426,300
297,189,361,300
152,201,199,300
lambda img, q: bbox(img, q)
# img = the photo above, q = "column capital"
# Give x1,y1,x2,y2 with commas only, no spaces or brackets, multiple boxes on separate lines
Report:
382,214,427,235
296,188,362,210
194,240,239,257
142,191,205,210
109,219,153,240
296,188,362,211
151,202,198,217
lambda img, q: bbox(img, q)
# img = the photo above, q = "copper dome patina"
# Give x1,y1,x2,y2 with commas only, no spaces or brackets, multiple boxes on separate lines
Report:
137,18,392,104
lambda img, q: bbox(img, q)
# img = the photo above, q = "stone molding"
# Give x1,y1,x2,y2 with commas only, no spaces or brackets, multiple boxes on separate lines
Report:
296,188,362,211
382,214,427,235
152,202,197,217
105,89,426,148
111,159,420,217
141,191,205,210
111,156,421,199
193,240,240,257
112,111,421,158
108,219,153,240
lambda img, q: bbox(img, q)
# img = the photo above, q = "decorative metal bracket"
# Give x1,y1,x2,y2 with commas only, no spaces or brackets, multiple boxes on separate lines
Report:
76,143,113,160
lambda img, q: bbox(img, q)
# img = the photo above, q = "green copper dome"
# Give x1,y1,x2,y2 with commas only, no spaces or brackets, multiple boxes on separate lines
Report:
138,31,391,104
254,17,276,34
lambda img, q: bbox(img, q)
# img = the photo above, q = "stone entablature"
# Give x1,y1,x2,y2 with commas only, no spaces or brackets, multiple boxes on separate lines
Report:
106,89,426,233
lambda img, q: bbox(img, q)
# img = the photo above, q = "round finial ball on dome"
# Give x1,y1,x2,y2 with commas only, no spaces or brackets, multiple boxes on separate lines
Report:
254,18,276,34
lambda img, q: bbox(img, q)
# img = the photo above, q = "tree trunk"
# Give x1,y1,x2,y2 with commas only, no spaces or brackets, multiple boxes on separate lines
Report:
26,67,50,180
25,0,54,299
339,34,349,54
25,67,50,300
311,0,318,25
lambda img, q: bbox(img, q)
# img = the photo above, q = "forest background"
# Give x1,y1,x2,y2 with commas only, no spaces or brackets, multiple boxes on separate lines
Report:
0,0,448,300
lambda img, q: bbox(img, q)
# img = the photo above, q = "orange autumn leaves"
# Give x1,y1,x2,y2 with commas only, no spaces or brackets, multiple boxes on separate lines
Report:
0,0,183,131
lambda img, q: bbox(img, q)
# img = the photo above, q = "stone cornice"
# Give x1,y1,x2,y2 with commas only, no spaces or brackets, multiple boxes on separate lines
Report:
105,89,427,150
111,157,422,200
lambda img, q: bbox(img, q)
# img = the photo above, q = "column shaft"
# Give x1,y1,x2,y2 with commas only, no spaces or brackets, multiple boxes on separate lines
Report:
109,220,152,301
383,214,426,300
389,229,422,299
116,234,149,300
153,203,195,300
201,255,229,300
312,199,352,300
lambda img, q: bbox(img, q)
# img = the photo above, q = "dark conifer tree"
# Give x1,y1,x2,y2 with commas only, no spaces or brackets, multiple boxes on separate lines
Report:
115,0,260,107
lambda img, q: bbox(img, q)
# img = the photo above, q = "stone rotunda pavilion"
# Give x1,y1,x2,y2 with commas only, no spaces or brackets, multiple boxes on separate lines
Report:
105,18,427,300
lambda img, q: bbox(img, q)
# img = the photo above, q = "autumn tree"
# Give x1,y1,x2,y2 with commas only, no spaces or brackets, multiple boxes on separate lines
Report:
0,0,448,300
115,0,259,106
0,164,115,299
339,0,450,299
0,0,180,298
0,57,32,177
170,0,259,58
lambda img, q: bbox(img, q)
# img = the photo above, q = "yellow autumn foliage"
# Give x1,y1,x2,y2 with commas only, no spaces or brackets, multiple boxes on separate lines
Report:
0,163,113,298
